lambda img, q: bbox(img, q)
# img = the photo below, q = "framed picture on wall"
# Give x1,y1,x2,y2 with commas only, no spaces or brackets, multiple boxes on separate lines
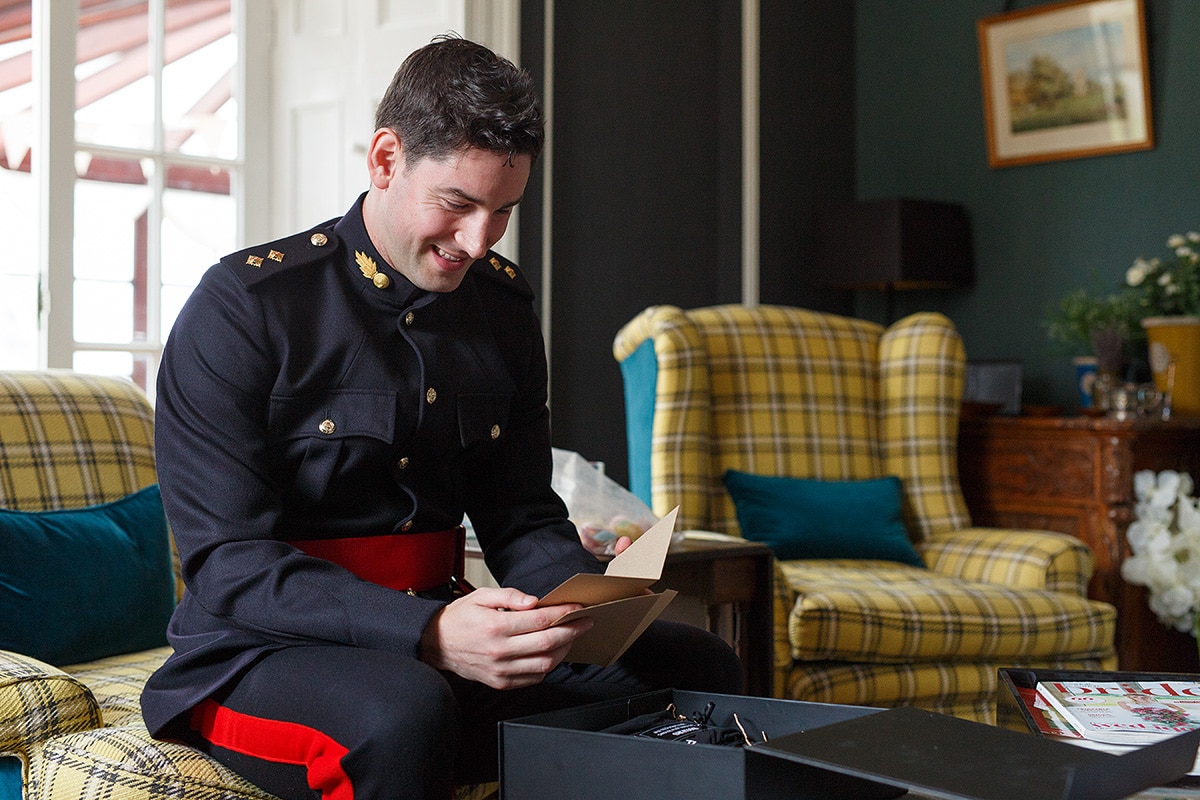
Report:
977,0,1153,168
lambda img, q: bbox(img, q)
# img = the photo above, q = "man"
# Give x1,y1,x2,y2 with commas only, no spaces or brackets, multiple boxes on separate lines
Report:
142,36,742,800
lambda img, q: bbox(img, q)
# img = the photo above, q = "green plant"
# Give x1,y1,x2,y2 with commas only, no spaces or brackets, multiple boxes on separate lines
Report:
1125,231,1200,319
1044,287,1143,362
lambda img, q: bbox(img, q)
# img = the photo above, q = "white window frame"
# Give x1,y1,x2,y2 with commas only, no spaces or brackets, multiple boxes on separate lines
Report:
30,0,269,394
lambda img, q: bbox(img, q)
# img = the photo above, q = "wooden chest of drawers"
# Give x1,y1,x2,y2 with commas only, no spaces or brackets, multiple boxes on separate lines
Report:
957,415,1200,672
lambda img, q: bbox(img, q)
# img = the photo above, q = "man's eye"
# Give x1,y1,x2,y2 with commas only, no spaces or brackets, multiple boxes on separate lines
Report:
445,201,469,211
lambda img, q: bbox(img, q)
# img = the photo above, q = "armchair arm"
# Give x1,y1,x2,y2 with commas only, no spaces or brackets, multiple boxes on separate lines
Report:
771,561,795,698
0,650,102,756
921,527,1093,597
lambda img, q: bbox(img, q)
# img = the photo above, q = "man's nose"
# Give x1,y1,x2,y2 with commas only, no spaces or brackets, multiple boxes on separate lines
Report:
457,214,494,260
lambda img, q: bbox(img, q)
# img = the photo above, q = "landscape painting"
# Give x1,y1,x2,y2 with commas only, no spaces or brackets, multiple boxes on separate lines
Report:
977,0,1153,168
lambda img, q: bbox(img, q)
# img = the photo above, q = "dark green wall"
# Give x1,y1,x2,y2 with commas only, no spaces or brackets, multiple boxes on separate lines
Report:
855,0,1200,407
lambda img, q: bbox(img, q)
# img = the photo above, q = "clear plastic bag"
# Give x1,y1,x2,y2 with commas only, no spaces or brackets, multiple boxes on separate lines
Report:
551,448,659,556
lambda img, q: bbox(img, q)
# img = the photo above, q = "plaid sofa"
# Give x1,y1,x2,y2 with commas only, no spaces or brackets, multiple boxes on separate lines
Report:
0,371,495,800
613,305,1117,722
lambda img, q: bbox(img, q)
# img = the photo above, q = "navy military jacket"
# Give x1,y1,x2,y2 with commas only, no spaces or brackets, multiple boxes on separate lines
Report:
142,195,603,736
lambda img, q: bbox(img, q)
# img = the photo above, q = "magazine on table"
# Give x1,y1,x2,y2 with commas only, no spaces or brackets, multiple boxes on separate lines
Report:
1036,679,1200,746
1002,682,1200,778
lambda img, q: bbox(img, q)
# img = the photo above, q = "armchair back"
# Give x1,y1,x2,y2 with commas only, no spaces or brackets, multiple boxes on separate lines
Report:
613,305,971,541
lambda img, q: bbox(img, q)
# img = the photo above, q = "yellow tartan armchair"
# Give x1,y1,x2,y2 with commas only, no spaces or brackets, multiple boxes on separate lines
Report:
613,305,1116,723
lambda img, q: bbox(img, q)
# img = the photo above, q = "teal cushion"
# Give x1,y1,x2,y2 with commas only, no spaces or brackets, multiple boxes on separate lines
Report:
0,757,19,800
0,485,175,665
722,471,925,567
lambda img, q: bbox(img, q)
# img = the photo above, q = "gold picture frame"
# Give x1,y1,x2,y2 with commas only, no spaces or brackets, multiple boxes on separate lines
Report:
977,0,1153,168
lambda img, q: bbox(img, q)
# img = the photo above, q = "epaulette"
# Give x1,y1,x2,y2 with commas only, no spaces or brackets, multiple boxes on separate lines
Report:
220,221,342,289
471,251,533,299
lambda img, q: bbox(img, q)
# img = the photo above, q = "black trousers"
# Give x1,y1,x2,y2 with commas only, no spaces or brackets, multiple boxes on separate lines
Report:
188,620,744,800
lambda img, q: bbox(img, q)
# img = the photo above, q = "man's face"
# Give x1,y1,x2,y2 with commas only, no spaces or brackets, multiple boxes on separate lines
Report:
363,134,531,293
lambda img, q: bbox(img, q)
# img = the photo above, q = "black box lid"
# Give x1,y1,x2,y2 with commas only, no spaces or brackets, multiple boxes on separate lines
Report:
746,705,1200,800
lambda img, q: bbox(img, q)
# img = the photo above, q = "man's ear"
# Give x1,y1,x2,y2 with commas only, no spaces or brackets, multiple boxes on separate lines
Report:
366,128,402,189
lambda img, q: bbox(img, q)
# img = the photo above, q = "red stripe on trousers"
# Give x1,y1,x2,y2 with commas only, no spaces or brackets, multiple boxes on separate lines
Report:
191,698,354,800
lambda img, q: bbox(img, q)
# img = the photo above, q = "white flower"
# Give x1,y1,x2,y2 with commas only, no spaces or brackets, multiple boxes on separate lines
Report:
1127,519,1166,551
1153,470,1181,507
1179,496,1200,534
1178,246,1196,259
1134,469,1159,501
1125,470,1200,636
1122,553,1154,584
1127,258,1150,287
1189,231,1200,244
1169,234,1188,248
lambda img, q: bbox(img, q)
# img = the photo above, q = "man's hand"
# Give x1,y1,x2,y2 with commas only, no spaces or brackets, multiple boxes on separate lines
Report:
419,587,593,689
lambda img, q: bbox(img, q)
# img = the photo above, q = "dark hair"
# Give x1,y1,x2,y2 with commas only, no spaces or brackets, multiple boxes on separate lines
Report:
374,35,544,165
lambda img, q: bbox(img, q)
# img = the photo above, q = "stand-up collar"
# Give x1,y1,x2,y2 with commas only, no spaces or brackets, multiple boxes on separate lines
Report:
333,193,429,311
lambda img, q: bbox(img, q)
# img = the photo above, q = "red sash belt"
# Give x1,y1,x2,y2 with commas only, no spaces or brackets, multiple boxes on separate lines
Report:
287,526,465,594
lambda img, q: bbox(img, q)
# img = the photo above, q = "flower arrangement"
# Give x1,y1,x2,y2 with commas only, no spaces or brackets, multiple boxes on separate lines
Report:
1044,229,1200,376
1125,231,1200,319
1121,469,1200,635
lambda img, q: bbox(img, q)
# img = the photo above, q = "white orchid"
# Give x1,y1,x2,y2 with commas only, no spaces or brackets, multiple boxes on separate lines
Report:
1123,469,1200,635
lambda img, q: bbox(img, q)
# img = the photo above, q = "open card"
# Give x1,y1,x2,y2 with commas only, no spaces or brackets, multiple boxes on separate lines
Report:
538,507,679,667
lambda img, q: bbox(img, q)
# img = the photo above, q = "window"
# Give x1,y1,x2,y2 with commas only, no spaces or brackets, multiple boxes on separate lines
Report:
0,0,244,396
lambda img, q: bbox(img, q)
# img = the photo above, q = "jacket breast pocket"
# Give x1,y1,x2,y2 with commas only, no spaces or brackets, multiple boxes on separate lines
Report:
269,391,398,505
457,393,512,449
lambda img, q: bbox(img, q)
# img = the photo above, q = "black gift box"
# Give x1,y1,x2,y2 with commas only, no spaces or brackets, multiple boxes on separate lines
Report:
501,687,1200,800
499,689,885,800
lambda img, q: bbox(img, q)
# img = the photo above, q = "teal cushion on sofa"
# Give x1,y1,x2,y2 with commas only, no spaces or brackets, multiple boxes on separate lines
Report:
722,471,925,567
0,484,174,665
0,757,19,800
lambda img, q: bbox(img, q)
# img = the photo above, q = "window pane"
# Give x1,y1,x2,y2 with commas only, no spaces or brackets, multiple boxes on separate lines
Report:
73,349,133,379
76,1,154,151
161,175,233,339
74,279,133,343
74,163,152,287
0,274,39,370
0,5,37,369
72,351,154,395
164,1,237,159
75,150,146,348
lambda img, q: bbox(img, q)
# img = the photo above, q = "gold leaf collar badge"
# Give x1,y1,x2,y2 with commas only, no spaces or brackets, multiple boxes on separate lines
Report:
356,250,391,289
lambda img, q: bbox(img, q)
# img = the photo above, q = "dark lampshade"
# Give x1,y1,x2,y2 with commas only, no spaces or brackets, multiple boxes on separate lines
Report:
813,198,975,291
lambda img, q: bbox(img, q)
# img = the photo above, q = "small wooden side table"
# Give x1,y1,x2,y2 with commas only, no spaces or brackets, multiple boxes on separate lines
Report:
652,536,775,698
957,414,1200,672
464,535,775,697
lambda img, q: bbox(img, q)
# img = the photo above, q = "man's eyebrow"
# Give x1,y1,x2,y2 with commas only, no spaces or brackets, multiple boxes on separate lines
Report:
443,187,523,209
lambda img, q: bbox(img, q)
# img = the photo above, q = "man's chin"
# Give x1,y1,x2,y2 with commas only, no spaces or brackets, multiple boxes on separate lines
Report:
413,268,469,293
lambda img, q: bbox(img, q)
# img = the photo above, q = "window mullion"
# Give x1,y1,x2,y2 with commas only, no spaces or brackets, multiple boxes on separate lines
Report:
240,0,270,246
145,0,166,355
34,0,76,369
